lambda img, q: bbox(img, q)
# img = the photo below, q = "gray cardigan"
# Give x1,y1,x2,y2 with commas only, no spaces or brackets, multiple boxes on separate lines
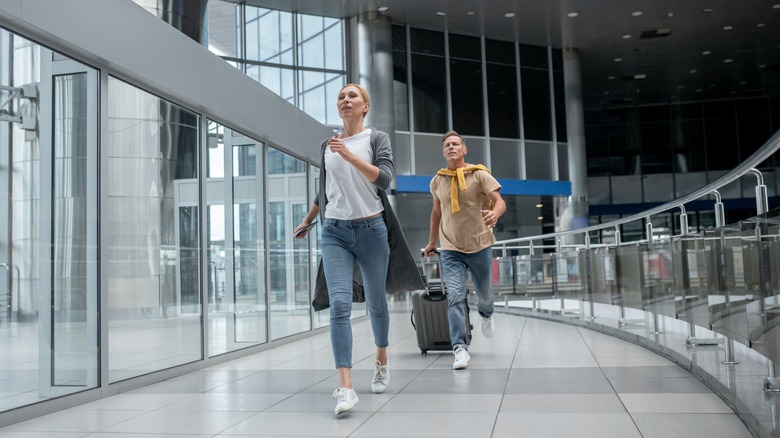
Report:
311,130,425,311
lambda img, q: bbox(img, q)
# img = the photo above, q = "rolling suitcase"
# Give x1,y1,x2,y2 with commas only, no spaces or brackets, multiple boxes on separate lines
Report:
411,252,472,354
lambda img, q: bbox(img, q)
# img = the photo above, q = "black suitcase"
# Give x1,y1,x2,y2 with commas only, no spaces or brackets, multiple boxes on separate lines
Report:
411,253,472,354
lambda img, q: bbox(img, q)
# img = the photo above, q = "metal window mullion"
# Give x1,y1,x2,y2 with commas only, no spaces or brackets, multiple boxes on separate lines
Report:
444,30,452,131
548,46,559,181
516,42,526,179
481,36,490,169
406,25,416,175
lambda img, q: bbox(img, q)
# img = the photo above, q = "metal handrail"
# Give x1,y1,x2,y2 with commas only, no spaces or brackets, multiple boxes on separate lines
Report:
495,128,780,247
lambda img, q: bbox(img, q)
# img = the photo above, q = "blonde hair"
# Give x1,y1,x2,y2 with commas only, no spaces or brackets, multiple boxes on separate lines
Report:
340,83,371,118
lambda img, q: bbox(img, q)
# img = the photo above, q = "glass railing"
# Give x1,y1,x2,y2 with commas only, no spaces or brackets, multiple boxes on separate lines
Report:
489,128,780,437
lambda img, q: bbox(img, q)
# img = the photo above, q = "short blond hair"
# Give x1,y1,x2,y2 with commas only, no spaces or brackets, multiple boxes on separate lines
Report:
441,130,465,146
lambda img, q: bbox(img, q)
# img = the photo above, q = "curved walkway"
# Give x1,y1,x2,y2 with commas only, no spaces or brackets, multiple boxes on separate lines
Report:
0,300,752,437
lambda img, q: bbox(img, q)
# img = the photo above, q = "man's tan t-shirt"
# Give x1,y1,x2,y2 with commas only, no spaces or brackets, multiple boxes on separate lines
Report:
430,167,502,254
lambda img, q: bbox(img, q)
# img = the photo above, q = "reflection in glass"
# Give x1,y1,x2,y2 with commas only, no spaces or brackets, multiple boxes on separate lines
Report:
268,148,311,339
106,77,201,382
207,122,267,356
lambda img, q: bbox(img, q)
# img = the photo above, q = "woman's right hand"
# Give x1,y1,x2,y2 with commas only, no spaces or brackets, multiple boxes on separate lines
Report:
294,222,311,239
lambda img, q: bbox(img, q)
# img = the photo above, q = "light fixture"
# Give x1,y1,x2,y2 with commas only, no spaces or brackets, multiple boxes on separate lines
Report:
689,69,698,74
759,64,767,68
536,203,543,208
701,8,714,13
568,12,578,17
377,6,389,12
622,34,632,39
723,25,733,30
702,50,711,55
467,11,475,16
505,12,515,18
435,11,446,16
632,11,643,16
634,74,647,79
614,57,622,62
608,75,615,80
696,88,703,92
723,58,733,63
537,216,544,221
774,4,780,8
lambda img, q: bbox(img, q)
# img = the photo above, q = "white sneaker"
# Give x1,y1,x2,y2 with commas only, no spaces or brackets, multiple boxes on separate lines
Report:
333,387,359,415
371,361,389,394
482,315,495,338
452,346,470,370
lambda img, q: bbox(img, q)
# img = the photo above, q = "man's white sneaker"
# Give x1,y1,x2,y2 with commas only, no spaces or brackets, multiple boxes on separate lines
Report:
371,361,389,394
482,315,495,338
333,387,359,415
452,346,470,370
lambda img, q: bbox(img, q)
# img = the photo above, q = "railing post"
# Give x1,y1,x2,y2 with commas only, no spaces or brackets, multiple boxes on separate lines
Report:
712,190,725,228
749,169,768,215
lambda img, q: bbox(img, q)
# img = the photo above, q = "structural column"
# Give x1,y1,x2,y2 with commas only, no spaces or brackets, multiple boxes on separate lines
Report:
557,47,589,244
350,11,395,148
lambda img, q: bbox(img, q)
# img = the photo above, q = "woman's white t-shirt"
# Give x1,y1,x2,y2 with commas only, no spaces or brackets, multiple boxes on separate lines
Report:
324,129,384,220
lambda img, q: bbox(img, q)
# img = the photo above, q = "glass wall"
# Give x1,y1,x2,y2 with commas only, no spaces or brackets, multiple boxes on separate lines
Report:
0,29,99,411
106,77,201,382
584,97,779,210
207,1,346,126
205,122,268,356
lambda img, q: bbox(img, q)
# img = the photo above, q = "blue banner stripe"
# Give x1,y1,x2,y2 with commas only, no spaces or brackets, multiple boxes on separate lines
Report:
396,175,571,196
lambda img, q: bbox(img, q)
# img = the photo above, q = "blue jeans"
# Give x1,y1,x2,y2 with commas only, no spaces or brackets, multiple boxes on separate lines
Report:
321,216,390,368
440,246,495,350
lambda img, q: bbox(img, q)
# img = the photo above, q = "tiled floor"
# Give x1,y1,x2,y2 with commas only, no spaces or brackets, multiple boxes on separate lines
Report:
0,302,754,438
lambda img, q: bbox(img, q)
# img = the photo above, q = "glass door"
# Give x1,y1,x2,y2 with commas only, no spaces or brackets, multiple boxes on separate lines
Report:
206,122,266,356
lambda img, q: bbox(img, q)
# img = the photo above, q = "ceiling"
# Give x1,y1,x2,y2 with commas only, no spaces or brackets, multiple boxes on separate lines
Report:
241,0,780,108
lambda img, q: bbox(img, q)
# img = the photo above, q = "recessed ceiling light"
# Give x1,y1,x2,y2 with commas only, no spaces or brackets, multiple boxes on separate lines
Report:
632,11,643,16
608,75,615,80
696,88,703,92
634,74,646,79
702,50,711,55
723,25,733,30
636,89,641,93
537,216,544,221
774,4,780,8
702,8,714,13
568,12,578,17
759,64,767,68
435,11,446,16
757,23,765,27
377,6,389,12
614,57,622,62
622,34,632,39
505,12,515,18
677,85,684,89
740,81,748,85
603,91,610,95
690,69,698,74
466,11,475,16
536,203,543,208
723,58,733,63
668,12,674,17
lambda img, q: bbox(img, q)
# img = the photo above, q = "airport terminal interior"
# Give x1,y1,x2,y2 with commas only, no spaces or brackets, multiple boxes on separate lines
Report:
0,0,779,436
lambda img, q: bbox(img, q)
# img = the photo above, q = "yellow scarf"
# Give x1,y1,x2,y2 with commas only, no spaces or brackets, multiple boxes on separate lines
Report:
436,164,490,213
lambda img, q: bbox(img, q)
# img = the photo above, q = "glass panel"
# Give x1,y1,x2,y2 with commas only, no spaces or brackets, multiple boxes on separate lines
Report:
298,70,344,126
411,54,447,133
207,122,267,356
642,174,674,203
487,63,519,139
107,77,201,382
414,133,447,176
610,175,642,204
268,148,310,339
450,58,484,135
521,68,551,141
246,64,295,103
245,6,293,65
53,73,95,386
207,0,239,58
525,141,553,180
490,139,521,179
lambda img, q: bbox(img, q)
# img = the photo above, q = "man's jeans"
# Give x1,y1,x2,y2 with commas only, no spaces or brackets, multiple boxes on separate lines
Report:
321,216,390,368
440,246,494,350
